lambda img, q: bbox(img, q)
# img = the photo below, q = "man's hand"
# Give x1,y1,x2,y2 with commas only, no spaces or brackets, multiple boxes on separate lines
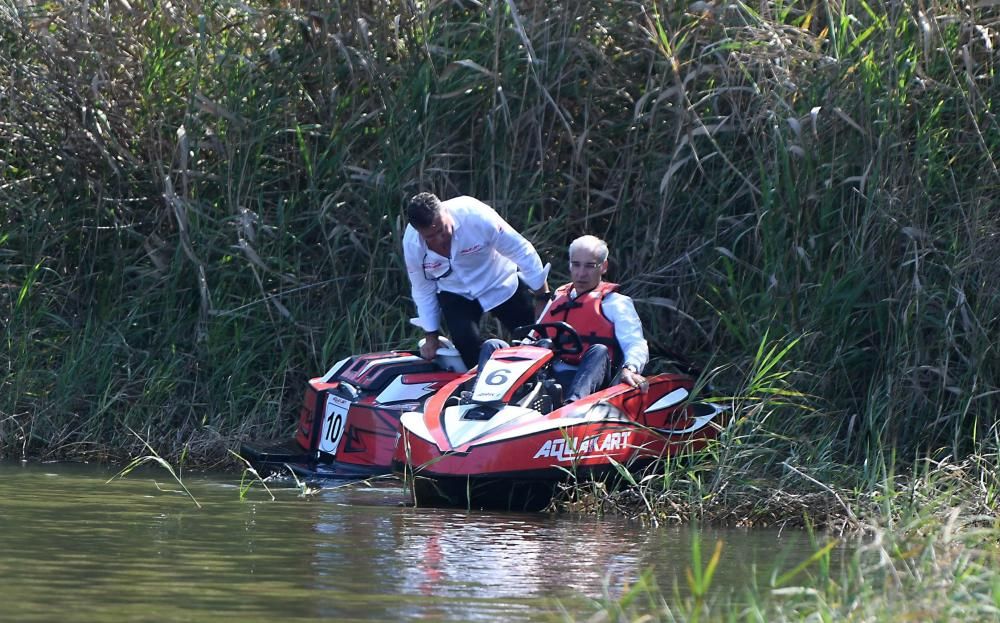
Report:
622,367,649,394
532,286,551,319
420,333,441,360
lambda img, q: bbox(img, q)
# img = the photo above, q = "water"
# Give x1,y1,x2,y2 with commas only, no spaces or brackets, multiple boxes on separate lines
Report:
0,462,831,622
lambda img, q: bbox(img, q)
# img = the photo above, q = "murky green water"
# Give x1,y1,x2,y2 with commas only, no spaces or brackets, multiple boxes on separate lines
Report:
0,462,831,621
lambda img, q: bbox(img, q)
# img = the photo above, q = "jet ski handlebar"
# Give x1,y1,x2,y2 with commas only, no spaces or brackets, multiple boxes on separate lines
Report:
512,322,584,357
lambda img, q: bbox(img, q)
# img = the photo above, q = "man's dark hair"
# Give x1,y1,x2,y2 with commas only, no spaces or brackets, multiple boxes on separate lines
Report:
407,192,442,228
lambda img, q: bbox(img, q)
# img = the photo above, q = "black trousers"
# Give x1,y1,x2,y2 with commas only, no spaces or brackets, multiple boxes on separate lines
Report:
439,280,535,369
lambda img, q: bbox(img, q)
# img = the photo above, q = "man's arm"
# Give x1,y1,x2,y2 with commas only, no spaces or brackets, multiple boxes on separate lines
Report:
403,228,443,359
606,293,650,392
475,202,550,294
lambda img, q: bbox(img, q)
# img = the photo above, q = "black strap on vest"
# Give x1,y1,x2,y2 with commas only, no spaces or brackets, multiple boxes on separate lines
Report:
548,286,623,369
549,297,583,315
549,285,596,316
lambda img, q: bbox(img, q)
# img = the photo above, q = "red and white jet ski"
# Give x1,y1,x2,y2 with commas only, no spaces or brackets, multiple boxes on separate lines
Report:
391,323,729,510
240,340,466,480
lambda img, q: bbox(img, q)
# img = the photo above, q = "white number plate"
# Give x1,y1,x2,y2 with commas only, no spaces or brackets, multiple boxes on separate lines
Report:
472,358,536,402
319,394,350,454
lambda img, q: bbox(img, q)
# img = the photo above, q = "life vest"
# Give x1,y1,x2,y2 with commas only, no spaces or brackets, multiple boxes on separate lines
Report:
539,281,622,366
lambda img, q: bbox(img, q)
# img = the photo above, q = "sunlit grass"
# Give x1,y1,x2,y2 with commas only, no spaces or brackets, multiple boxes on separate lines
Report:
107,429,201,508
571,455,1000,621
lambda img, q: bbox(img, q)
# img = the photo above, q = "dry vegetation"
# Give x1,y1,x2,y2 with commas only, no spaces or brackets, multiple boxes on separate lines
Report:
4,2,1000,618
2,0,999,495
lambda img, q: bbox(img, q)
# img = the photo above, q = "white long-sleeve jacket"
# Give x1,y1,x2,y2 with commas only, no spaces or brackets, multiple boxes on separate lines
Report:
403,196,548,333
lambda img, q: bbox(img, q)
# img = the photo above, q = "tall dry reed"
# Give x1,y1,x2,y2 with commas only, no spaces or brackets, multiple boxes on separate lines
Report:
1,1,997,472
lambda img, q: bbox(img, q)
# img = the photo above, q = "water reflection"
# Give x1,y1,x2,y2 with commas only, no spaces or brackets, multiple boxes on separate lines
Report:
387,510,647,598
0,462,833,622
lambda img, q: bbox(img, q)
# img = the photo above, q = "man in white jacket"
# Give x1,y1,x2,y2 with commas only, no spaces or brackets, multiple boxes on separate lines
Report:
403,192,551,369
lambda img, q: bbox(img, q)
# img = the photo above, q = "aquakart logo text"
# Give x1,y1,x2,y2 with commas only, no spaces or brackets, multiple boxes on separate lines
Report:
533,431,632,462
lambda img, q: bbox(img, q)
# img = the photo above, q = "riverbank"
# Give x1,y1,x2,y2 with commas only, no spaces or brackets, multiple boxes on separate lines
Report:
527,446,1000,621
576,453,1000,622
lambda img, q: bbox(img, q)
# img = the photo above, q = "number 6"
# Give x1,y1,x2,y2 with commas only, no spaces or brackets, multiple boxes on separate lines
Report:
485,369,511,385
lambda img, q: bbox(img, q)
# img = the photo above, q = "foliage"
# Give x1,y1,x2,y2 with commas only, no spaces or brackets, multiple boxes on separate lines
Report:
1,0,998,471
573,455,1000,622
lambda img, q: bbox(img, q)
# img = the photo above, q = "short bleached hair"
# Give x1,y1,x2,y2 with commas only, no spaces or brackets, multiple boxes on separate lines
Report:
568,235,609,263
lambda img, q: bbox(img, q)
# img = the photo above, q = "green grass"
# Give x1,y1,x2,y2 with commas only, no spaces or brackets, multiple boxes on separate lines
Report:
1,0,998,501
570,454,1000,622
